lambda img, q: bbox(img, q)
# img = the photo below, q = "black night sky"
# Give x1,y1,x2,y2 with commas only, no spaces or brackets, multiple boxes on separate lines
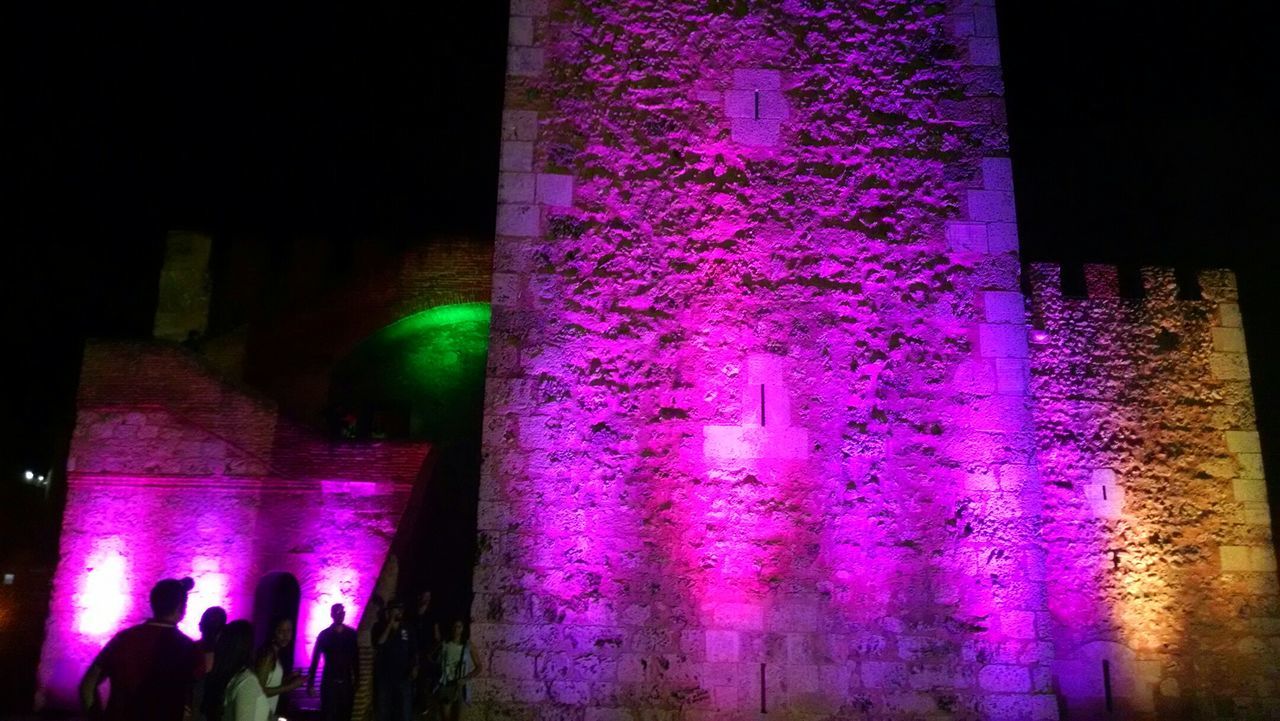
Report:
1,1,1278,689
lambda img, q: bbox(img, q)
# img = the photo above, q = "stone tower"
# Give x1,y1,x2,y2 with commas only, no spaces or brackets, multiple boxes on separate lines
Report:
477,0,1052,718
475,1,1278,719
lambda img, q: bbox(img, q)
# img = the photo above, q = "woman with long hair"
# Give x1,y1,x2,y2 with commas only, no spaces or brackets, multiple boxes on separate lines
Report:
255,616,304,719
203,620,269,721
434,619,482,721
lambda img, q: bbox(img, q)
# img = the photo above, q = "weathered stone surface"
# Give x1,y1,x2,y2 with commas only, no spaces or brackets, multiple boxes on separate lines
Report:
1028,263,1280,716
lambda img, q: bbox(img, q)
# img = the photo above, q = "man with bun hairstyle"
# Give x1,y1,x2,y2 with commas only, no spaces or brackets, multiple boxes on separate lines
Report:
79,577,204,721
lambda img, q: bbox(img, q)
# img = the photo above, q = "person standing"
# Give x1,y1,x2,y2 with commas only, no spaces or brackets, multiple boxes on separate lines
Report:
308,603,359,721
373,600,416,721
256,617,304,718
434,620,481,721
410,591,439,716
205,620,269,721
78,577,204,721
192,606,228,721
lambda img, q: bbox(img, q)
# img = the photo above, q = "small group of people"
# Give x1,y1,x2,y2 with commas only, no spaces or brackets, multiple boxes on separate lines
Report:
79,577,480,721
370,592,482,721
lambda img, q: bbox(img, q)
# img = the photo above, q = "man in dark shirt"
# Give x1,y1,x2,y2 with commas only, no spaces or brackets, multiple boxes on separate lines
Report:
373,599,417,721
79,577,203,721
308,603,359,721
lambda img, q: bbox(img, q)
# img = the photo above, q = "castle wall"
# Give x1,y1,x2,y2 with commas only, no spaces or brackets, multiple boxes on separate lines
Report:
1027,265,1280,719
36,343,428,710
476,1,1055,718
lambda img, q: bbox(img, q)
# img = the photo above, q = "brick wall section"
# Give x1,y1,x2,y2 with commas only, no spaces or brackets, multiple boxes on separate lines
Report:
477,1,1054,718
1027,264,1280,719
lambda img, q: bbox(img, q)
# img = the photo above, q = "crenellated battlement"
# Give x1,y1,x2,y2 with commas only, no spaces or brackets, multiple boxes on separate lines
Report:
1024,262,1238,304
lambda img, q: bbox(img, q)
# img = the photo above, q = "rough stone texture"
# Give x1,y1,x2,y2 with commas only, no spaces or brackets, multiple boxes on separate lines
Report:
36,342,429,710
477,0,1054,718
1028,264,1280,719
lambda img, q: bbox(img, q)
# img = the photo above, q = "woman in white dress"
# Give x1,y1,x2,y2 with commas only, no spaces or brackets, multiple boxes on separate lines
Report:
435,620,482,721
205,620,270,721
256,617,304,718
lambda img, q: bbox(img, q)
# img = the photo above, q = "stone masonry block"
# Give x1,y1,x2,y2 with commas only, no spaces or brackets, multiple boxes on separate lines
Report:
492,272,522,308
1233,479,1268,503
1210,352,1250,380
973,5,998,36
1243,503,1272,525
496,204,540,237
492,649,538,679
500,141,534,172
946,221,988,253
510,0,548,17
979,664,1031,692
1218,302,1243,328
1227,430,1262,454
732,68,782,90
979,323,1029,358
1223,546,1251,572
509,16,534,46
502,110,538,141
725,90,788,120
1000,611,1037,640
705,630,741,662
981,157,1014,191
861,661,909,690
499,172,535,203
1212,327,1247,354
508,47,545,77
731,118,781,146
995,358,1028,393
970,36,1001,66
983,291,1024,323
967,190,1016,222
987,222,1019,253
1238,453,1265,479
536,174,574,206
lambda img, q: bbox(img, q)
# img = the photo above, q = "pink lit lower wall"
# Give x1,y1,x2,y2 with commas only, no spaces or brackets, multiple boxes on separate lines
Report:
35,343,428,710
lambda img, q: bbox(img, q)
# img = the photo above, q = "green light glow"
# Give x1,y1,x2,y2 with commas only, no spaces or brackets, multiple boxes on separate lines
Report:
333,303,490,441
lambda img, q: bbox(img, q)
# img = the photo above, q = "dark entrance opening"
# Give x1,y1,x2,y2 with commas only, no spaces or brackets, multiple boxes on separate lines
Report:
252,572,301,671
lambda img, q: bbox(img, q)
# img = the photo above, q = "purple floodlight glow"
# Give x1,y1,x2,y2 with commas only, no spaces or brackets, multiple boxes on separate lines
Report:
178,556,231,638
73,537,131,641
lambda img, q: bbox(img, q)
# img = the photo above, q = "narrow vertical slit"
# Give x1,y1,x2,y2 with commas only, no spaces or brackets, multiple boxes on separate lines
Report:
1102,659,1114,713
760,662,767,714
760,384,767,427
1102,485,1107,501
753,89,760,120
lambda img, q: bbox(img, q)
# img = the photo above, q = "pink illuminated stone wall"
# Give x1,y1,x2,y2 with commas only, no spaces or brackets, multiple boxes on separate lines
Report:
36,342,429,710
477,0,1056,718
1028,265,1280,719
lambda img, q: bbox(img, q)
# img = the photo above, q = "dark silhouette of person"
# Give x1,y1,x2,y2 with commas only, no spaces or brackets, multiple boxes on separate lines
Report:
202,620,267,720
373,599,417,721
79,577,204,721
191,606,227,721
308,603,359,721
411,590,440,715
